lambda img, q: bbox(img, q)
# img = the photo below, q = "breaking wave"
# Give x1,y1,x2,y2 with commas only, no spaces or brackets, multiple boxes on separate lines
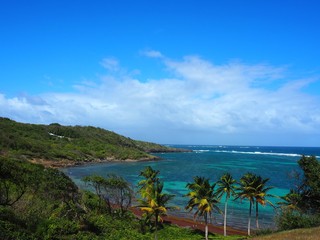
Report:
214,150,316,158
193,149,318,158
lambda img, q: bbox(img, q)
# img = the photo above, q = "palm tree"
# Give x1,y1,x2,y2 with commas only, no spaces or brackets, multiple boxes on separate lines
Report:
235,172,256,236
185,176,221,240
137,166,176,240
216,173,237,236
138,166,160,199
278,189,302,211
138,180,176,240
252,175,274,229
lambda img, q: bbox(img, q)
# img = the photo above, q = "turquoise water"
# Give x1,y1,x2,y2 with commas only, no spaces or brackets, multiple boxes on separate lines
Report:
62,145,320,230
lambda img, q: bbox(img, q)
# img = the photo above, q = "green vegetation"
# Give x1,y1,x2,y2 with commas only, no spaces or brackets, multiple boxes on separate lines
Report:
276,155,320,231
83,173,133,216
185,176,221,240
235,173,274,236
216,173,237,237
251,226,320,240
1,117,319,239
2,153,319,239
137,166,178,240
0,117,181,166
235,173,258,236
1,157,245,239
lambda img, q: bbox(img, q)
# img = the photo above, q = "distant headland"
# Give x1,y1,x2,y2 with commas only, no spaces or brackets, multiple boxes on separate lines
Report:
0,117,190,168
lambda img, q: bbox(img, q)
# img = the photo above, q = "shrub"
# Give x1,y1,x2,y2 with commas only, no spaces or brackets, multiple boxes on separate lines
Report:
37,218,80,240
276,210,320,230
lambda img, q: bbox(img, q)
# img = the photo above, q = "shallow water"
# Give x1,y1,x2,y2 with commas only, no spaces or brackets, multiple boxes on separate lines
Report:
62,145,320,230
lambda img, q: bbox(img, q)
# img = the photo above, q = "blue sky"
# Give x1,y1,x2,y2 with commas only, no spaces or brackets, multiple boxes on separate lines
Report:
1,0,320,146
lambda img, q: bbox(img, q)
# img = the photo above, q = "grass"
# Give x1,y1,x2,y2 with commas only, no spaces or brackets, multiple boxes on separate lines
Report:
153,225,246,240
251,226,320,240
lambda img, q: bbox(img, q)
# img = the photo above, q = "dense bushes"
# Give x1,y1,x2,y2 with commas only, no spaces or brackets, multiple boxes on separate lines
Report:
276,210,320,230
276,155,320,231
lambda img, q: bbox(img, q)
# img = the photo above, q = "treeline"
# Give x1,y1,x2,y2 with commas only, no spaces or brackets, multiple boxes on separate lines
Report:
0,117,181,165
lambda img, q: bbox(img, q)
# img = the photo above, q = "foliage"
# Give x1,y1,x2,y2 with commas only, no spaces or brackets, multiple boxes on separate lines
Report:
235,172,257,236
137,166,177,240
185,176,221,240
276,209,320,231
277,189,302,212
0,117,177,164
138,166,160,199
216,173,237,236
1,157,217,239
297,155,320,213
252,175,275,229
0,156,82,239
276,155,320,231
82,174,133,215
37,217,81,240
3,118,320,238
0,158,28,206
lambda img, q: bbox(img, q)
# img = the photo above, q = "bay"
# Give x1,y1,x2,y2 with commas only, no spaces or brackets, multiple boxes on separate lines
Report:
62,145,320,230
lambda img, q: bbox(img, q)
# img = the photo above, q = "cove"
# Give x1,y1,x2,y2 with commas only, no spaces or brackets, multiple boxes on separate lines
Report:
62,145,320,230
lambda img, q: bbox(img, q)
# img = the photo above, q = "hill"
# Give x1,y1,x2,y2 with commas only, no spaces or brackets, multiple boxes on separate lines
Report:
0,117,184,167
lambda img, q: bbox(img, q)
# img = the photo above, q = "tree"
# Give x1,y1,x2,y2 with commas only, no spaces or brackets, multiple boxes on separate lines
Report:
0,158,28,206
137,166,160,199
104,174,133,216
137,166,176,240
252,175,274,229
83,175,107,212
235,172,256,236
276,156,320,230
83,174,133,215
278,189,302,212
297,155,320,212
216,173,236,236
185,176,221,240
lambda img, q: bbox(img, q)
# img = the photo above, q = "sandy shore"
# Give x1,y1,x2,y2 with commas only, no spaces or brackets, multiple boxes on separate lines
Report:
130,207,246,236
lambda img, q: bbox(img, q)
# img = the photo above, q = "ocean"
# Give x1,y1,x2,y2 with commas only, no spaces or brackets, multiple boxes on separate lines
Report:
62,145,320,230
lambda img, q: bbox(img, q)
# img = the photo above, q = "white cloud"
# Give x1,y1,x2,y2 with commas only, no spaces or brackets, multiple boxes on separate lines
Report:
1,54,320,146
141,50,163,58
100,58,120,72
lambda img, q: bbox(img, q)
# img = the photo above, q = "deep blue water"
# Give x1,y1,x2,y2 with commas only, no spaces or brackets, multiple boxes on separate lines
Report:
62,145,320,230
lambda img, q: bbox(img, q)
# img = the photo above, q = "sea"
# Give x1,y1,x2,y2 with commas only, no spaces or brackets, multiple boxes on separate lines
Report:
62,145,320,230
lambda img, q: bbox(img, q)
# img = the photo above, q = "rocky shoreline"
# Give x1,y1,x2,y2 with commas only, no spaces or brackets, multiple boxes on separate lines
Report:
30,148,191,168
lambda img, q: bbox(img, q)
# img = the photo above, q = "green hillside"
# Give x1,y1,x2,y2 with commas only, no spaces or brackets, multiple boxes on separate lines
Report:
0,117,181,167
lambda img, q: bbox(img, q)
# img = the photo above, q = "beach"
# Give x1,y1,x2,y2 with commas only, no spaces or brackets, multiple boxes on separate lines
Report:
130,207,247,236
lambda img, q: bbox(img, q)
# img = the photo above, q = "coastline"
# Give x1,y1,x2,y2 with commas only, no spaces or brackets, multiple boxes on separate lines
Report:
53,157,246,236
30,155,161,169
53,155,248,235
29,147,192,168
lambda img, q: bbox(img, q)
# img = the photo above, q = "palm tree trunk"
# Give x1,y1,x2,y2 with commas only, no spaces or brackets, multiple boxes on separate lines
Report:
205,212,208,240
224,195,229,236
248,200,252,236
154,212,158,240
256,201,259,229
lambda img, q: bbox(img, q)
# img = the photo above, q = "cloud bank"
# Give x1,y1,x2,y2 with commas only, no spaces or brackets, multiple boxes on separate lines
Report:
1,52,319,146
